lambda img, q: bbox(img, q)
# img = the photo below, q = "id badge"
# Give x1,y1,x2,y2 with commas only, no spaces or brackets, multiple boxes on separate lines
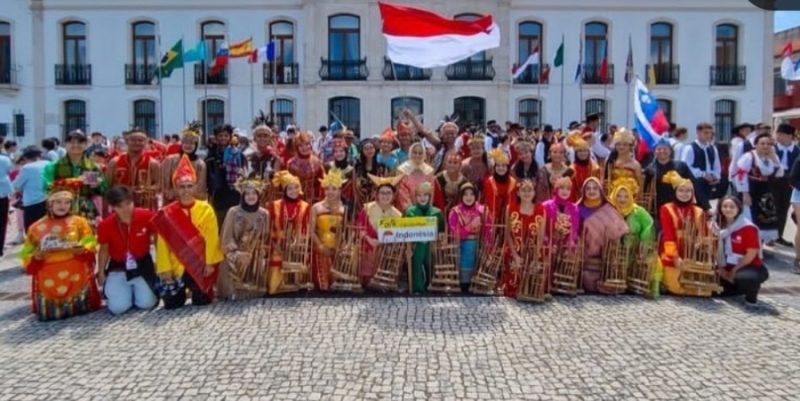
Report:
726,254,742,265
125,253,137,271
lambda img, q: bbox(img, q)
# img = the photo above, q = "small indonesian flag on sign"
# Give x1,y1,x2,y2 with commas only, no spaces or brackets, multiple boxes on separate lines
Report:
379,2,500,69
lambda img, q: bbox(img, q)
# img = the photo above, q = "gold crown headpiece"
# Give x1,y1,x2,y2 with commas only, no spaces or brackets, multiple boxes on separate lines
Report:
319,167,347,189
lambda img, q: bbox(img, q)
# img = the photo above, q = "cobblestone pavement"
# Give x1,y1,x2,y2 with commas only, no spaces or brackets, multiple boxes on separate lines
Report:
1,242,800,400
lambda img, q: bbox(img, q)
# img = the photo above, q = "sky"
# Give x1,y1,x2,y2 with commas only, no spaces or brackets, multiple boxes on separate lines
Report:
775,11,800,32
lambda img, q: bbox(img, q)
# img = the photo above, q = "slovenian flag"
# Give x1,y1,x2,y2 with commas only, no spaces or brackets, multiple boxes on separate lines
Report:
634,78,670,151
780,42,800,81
379,2,500,69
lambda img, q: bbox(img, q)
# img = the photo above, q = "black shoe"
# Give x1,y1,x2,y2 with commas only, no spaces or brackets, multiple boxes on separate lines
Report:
776,238,794,247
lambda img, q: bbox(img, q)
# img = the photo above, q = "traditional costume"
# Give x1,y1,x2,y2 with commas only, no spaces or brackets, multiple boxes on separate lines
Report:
287,131,325,203
396,143,436,212
43,152,106,222
643,139,694,215
541,143,573,199
733,150,783,242
603,128,643,196
448,183,489,291
354,141,388,213
217,178,271,300
460,135,490,189
567,133,601,202
403,182,445,293
659,178,709,296
541,177,580,244
483,148,517,225
577,177,629,293
267,171,311,294
311,168,347,291
500,180,544,297
161,123,208,203
610,178,655,244
325,142,356,217
357,174,403,285
153,155,224,309
106,145,160,210
20,188,100,321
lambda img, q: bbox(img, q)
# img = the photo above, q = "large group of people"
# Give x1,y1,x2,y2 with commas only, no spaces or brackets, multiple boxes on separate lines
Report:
9,108,792,321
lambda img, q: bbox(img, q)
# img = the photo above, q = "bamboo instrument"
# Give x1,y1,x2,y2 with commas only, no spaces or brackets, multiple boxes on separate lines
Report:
638,175,657,215
551,235,584,296
331,224,363,293
678,218,722,296
469,224,505,295
367,243,405,292
627,238,657,297
600,235,632,293
428,231,461,294
279,218,313,292
516,220,551,303
228,216,270,295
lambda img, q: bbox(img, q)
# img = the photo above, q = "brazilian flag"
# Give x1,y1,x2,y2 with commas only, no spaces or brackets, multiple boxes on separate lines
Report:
160,39,184,78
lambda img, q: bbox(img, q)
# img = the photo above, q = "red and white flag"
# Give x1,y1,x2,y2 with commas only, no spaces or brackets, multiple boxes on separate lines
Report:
512,48,539,79
379,2,500,68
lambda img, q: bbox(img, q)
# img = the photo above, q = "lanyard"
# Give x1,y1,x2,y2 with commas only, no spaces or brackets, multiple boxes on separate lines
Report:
115,216,132,254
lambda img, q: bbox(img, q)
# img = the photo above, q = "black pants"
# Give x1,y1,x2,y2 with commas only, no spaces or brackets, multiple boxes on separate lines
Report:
692,179,713,211
0,197,8,254
23,201,47,232
720,266,769,303
772,178,792,239
162,273,214,310
212,189,240,229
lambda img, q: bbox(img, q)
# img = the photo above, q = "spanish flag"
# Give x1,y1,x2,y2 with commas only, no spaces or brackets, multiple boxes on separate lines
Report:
229,38,254,58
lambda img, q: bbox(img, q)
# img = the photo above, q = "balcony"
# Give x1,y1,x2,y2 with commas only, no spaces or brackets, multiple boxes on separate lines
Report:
55,64,91,85
513,64,550,84
319,58,368,81
263,62,299,84
125,64,157,85
645,64,680,85
710,65,746,86
194,63,227,85
446,59,495,81
383,58,431,81
0,65,17,87
582,64,614,84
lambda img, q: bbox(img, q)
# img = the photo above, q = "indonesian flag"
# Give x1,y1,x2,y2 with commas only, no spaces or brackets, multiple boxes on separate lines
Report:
512,48,539,79
379,2,500,69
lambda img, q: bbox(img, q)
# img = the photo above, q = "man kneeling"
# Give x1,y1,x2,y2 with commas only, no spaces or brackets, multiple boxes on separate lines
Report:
153,155,223,309
97,186,158,315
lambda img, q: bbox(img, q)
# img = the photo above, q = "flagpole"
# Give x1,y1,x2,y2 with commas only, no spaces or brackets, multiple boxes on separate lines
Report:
203,51,209,142
157,34,164,138
181,36,187,125
625,35,632,128
560,34,565,130
272,57,278,124
250,61,254,123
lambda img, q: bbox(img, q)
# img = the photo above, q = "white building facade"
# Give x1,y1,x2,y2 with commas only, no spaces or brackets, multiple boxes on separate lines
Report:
0,0,774,145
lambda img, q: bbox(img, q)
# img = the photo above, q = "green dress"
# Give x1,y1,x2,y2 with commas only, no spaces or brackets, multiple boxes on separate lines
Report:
43,156,107,221
403,202,445,293
622,204,659,297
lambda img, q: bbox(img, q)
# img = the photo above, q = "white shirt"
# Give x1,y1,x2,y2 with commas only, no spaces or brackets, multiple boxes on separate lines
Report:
734,151,784,193
776,143,796,170
591,129,610,159
681,140,721,180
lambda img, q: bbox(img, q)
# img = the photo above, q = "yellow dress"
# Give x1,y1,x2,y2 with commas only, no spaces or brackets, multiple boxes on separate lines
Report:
155,200,224,278
312,209,344,290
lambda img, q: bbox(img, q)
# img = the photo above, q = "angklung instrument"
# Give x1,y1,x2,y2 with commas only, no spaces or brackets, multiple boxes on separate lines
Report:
227,216,270,296
428,231,461,294
627,237,657,297
367,242,405,292
279,218,313,292
678,218,722,296
516,219,552,303
331,223,363,293
133,168,158,211
600,235,633,294
469,224,505,295
551,235,584,296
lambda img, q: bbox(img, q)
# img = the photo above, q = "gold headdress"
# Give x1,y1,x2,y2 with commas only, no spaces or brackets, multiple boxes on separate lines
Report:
488,147,510,165
415,181,434,195
181,120,202,139
468,134,486,146
319,167,347,189
234,177,265,194
611,177,640,198
566,131,590,151
272,171,303,194
172,154,197,185
613,127,636,145
671,176,694,191
516,179,535,191
610,178,639,216
661,171,683,188
368,173,403,188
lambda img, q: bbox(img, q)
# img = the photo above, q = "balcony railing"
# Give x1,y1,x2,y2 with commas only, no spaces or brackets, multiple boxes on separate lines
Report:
55,64,92,85
645,64,680,85
383,58,432,80
582,64,614,84
0,65,17,86
445,58,495,81
513,63,550,84
710,65,746,86
194,63,228,85
125,64,157,85
263,62,299,84
319,58,368,80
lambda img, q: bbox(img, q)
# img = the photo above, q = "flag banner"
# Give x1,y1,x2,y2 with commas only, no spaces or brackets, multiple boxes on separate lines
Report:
634,78,670,150
160,39,184,78
379,2,500,68
512,50,539,79
624,36,633,84
574,36,583,83
229,38,254,58
266,41,277,62
647,64,657,86
554,41,564,67
780,42,800,81
540,64,551,83
183,40,206,63
599,56,609,84
209,44,229,76
247,43,270,64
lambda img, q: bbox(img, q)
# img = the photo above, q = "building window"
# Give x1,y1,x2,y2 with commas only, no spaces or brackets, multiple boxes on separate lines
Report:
453,96,486,130
202,99,225,136
657,99,672,124
585,99,606,130
329,15,359,62
584,21,610,84
64,100,87,134
270,20,294,65
650,23,672,66
269,98,294,132
328,96,360,137
715,24,738,66
0,22,10,84
714,99,736,142
133,99,157,138
517,21,543,84
202,21,225,59
127,22,156,85
63,21,86,66
456,14,485,62
390,97,423,127
518,99,541,129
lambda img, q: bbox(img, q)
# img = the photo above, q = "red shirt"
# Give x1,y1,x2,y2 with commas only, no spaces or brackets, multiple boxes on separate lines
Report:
727,225,762,268
97,208,156,262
